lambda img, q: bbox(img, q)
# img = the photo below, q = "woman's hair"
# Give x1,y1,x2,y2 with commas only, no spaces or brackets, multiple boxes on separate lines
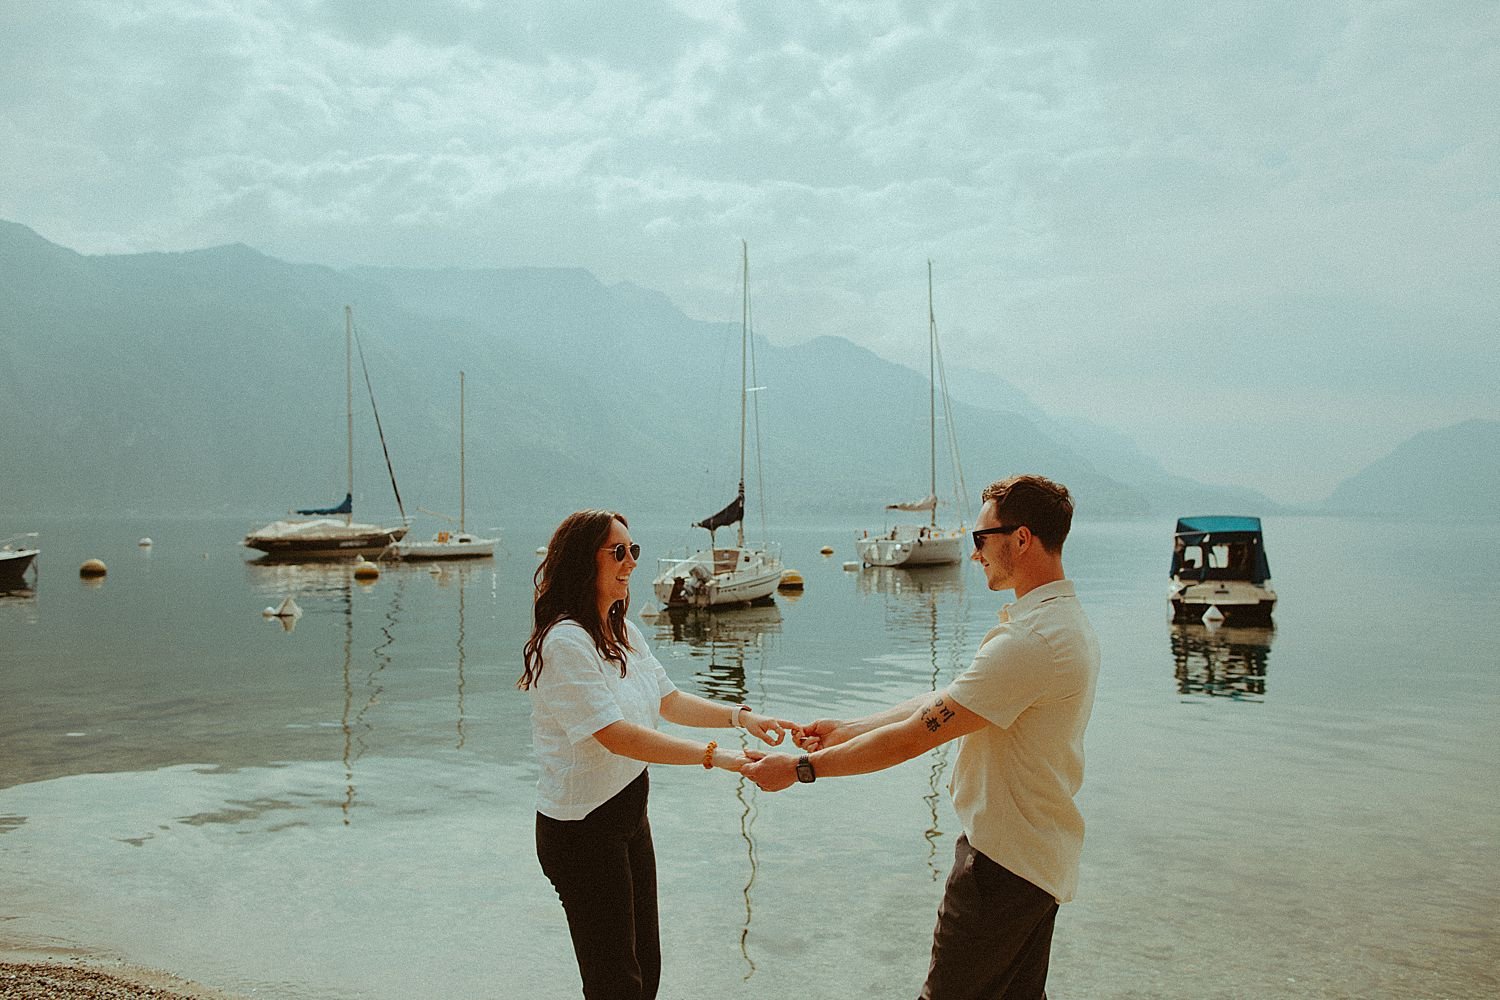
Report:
517,509,634,690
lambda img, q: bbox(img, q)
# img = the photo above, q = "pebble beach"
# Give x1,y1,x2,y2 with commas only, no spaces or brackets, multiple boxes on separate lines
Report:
0,962,238,1000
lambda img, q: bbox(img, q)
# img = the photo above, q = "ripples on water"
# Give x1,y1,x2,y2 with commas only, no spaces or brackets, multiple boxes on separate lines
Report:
1,516,1496,999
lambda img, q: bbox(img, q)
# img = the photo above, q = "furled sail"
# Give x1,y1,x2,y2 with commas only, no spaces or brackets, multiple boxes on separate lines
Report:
885,494,938,512
297,493,353,516
694,485,745,532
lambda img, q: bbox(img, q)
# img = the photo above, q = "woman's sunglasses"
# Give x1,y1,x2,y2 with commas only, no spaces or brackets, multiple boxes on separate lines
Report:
600,542,642,562
971,525,1021,550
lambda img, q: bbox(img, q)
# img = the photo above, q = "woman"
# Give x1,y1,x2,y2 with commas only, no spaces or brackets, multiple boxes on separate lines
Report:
519,509,794,1000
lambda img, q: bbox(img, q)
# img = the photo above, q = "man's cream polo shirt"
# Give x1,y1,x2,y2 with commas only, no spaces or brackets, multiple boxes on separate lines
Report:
946,578,1100,903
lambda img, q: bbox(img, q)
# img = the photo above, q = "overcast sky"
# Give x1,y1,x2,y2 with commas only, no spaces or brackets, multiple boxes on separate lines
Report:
3,0,1495,503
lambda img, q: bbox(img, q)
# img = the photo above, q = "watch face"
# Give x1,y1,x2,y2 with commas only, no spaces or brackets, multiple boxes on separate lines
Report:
795,757,815,782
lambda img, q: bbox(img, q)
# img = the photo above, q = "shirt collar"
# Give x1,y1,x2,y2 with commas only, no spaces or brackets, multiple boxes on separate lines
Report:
998,578,1076,622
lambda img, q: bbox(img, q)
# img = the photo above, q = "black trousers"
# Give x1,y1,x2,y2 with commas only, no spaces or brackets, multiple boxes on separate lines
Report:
536,770,660,1000
920,834,1060,1000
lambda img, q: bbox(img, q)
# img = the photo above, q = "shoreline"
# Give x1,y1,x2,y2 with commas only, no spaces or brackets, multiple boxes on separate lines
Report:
0,951,245,1000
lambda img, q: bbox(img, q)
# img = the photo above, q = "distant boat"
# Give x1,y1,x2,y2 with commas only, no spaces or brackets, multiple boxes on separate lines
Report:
243,306,409,559
1168,516,1277,624
0,533,39,589
856,261,969,568
652,241,783,609
393,371,497,560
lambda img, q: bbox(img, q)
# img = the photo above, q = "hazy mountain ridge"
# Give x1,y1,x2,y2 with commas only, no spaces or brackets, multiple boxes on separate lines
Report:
1324,419,1500,518
5,220,1286,525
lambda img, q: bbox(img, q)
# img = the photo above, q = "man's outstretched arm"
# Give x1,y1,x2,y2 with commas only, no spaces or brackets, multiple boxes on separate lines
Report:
743,692,987,791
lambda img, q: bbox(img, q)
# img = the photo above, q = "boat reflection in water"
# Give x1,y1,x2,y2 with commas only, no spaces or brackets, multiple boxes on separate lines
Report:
1170,622,1276,702
855,561,966,599
646,601,781,981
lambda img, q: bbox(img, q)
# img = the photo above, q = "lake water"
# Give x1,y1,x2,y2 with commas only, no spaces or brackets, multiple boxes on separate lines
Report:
1,514,1496,999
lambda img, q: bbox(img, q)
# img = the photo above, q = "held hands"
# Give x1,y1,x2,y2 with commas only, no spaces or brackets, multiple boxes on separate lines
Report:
711,746,766,772
739,753,799,792
740,717,855,792
741,711,801,747
791,718,855,752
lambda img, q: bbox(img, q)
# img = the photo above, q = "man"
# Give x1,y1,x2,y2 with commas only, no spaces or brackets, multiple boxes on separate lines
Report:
743,474,1100,1000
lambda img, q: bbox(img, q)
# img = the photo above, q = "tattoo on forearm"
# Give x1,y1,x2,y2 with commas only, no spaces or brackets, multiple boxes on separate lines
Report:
921,698,956,734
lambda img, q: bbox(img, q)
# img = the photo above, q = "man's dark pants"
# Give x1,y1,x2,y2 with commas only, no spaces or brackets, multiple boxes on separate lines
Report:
920,834,1059,1000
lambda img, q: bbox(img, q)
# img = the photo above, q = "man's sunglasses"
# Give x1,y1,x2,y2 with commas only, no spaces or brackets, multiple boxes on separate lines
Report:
971,525,1021,550
600,542,642,562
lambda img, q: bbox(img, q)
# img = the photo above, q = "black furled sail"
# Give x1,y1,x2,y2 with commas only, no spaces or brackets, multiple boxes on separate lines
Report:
694,483,745,534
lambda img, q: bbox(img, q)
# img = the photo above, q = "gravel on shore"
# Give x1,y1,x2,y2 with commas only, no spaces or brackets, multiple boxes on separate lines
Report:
0,962,234,1000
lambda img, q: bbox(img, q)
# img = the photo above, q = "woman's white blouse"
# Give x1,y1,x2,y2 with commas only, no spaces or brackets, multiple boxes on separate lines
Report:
528,618,677,820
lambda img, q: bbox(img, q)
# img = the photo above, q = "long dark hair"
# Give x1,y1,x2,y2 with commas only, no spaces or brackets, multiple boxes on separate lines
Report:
517,509,634,690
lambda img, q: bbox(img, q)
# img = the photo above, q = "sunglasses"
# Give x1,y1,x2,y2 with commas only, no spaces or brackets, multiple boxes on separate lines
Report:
600,542,642,562
971,525,1021,550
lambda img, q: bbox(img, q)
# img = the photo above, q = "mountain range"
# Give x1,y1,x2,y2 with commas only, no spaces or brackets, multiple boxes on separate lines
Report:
2,220,1485,527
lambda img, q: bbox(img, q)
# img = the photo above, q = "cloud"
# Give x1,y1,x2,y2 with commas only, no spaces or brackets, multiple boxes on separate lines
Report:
0,0,1495,500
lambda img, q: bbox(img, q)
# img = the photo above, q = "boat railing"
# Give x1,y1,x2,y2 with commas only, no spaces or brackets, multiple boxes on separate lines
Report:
656,541,782,575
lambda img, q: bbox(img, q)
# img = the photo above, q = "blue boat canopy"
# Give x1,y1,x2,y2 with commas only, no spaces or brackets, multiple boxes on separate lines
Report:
297,493,353,516
1175,516,1262,535
1171,515,1271,583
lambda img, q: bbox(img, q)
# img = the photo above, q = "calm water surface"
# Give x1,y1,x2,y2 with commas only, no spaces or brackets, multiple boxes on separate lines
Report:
1,515,1496,999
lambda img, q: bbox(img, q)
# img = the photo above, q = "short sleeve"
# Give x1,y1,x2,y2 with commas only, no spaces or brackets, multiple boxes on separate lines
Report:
946,626,1057,729
533,628,626,744
626,620,677,699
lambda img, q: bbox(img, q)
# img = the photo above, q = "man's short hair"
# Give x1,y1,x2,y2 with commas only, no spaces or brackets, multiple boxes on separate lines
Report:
981,474,1074,553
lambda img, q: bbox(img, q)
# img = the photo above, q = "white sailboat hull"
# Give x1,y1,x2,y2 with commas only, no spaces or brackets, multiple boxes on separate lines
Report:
0,547,39,587
392,533,496,560
856,526,965,567
652,545,783,608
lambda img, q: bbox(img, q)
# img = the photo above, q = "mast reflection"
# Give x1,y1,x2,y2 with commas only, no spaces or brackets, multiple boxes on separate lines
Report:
243,560,405,824
856,561,970,877
424,562,477,750
1170,622,1275,702
648,602,782,980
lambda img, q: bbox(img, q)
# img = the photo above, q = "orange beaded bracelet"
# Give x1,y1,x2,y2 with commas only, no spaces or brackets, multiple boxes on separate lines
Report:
702,740,718,769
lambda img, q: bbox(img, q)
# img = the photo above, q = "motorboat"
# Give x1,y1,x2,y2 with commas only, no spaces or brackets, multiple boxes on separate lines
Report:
244,306,409,559
654,241,782,609
856,261,969,567
1168,516,1276,624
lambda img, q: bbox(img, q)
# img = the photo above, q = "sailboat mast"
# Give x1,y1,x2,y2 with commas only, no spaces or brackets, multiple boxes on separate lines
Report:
345,304,354,527
738,240,748,549
928,261,937,529
459,370,466,534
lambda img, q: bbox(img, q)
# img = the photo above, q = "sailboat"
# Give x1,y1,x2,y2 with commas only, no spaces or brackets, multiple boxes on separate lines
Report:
856,261,969,568
0,533,39,589
653,241,783,609
243,306,409,558
393,371,497,559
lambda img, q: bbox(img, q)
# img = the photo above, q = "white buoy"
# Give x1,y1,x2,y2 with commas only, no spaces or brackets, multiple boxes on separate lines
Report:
535,546,547,556
819,545,835,556
353,557,380,581
80,558,108,577
138,537,153,547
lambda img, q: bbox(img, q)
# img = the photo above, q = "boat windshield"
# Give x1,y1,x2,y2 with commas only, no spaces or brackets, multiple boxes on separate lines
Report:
1174,539,1261,582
